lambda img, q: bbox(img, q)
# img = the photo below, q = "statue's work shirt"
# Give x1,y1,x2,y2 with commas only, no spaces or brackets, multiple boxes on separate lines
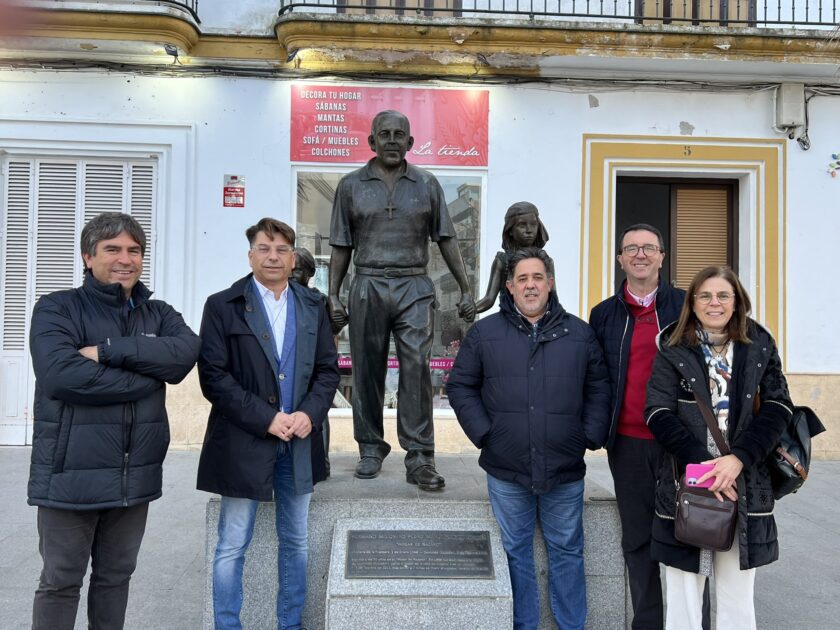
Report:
329,160,456,268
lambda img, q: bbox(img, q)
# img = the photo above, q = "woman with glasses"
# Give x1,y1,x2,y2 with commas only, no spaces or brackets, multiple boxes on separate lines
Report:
644,266,794,629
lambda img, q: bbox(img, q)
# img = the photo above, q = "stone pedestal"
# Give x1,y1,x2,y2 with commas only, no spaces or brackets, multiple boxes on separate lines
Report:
203,455,626,629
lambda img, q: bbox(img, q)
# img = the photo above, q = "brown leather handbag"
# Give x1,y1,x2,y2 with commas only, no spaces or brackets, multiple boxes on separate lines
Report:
673,392,738,552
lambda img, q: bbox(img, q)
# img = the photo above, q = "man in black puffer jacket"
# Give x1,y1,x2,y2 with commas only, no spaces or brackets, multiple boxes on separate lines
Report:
447,247,610,630
27,213,200,630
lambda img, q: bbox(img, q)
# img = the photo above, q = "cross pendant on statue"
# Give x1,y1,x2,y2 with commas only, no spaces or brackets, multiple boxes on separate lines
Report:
385,200,396,219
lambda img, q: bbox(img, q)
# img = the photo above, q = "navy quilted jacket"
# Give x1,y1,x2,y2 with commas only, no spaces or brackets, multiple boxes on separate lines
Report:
447,289,611,494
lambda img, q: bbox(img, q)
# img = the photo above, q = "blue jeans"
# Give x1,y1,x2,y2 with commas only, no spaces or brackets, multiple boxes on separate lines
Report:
487,474,587,630
212,446,311,630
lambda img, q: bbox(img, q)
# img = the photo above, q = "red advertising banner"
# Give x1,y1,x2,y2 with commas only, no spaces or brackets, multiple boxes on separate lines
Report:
290,85,489,167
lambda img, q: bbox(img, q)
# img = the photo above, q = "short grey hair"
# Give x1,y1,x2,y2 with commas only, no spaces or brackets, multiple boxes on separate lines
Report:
80,213,146,270
507,247,555,281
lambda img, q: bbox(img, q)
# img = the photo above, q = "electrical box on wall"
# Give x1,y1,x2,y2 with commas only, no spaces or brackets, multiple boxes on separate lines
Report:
775,83,805,129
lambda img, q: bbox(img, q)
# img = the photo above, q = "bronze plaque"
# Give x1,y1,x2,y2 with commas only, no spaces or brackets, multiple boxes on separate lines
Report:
345,530,494,579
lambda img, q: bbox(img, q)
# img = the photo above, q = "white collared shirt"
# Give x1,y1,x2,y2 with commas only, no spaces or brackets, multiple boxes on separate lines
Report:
253,278,289,361
627,286,658,308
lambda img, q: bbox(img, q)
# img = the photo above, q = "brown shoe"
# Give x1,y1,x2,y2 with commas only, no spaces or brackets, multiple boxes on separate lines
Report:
406,465,445,491
354,457,382,479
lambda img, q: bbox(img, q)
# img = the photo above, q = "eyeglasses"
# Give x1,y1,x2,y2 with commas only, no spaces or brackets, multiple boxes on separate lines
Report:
694,292,735,305
621,244,661,256
252,244,294,256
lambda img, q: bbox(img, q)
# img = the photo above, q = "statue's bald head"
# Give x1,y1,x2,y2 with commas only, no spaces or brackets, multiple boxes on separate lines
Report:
368,110,413,169
371,110,410,135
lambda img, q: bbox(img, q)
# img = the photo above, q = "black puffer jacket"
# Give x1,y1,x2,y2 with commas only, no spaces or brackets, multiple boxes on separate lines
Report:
28,274,200,510
447,289,611,494
589,280,685,447
645,319,793,571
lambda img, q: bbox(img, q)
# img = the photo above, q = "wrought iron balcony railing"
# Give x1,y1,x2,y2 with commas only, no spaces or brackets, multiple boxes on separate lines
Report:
278,0,839,29
162,0,199,18
138,0,200,22
53,1,201,23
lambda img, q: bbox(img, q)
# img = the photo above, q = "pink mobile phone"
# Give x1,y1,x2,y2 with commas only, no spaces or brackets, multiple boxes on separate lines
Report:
685,463,716,488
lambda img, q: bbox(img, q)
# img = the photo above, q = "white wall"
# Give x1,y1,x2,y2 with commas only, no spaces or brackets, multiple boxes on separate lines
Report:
1,70,838,371
199,0,288,36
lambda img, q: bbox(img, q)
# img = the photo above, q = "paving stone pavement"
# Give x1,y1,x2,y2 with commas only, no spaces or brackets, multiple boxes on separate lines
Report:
1,447,838,629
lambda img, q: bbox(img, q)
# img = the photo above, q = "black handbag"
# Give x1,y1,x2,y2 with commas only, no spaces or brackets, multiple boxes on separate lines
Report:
673,392,738,552
767,405,826,499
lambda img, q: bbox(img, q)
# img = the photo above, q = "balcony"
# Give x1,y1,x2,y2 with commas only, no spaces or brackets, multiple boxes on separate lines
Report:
1,1,202,65
2,0,838,79
271,0,840,82
278,0,838,28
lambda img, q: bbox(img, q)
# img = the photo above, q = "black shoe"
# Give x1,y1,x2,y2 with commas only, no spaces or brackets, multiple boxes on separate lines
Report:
354,457,382,479
406,465,445,491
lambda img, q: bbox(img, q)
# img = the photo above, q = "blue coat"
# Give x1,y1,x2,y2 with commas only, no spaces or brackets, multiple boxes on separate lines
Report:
446,289,611,494
196,275,339,499
588,280,685,448
28,274,200,510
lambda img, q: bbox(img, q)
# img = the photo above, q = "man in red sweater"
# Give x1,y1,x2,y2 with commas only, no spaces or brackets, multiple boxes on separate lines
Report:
589,224,692,630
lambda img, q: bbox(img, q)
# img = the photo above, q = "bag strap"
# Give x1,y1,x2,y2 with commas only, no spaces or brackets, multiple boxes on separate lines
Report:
670,456,682,492
692,390,730,456
776,446,808,480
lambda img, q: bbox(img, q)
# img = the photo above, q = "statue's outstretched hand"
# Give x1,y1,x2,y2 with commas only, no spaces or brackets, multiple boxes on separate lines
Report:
457,294,476,323
328,295,349,330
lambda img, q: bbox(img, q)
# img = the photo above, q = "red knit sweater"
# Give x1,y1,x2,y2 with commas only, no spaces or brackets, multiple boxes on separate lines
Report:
617,286,659,439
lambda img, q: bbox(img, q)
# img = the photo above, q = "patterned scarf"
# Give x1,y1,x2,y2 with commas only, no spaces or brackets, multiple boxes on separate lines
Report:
696,327,733,574
697,327,733,442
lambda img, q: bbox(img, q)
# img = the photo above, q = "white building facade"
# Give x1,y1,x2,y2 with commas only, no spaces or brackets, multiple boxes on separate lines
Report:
1,0,838,455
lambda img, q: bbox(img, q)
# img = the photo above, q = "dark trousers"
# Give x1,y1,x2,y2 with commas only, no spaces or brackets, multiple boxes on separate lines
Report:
609,435,710,630
348,274,436,472
609,435,665,630
32,503,149,630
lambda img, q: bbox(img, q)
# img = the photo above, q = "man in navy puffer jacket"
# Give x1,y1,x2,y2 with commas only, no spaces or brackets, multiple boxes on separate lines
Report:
27,213,200,630
447,247,610,630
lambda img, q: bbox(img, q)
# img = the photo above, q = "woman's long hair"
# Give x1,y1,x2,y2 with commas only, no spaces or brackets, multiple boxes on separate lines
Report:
668,266,753,347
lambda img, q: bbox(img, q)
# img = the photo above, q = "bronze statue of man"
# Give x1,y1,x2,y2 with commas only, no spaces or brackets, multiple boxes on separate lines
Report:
329,110,476,491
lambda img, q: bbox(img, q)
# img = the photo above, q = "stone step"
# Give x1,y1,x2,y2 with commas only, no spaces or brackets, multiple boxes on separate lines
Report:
203,454,626,630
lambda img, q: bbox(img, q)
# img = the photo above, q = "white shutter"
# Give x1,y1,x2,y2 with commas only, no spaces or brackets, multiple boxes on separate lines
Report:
129,163,155,289
34,162,78,300
1,155,159,446
81,162,126,285
83,162,125,225
2,161,33,351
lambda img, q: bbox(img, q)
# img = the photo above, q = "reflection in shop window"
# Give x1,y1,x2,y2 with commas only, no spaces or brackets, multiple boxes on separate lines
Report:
295,169,481,411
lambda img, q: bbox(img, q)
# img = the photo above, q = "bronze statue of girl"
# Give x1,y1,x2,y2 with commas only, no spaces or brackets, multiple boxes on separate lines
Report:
475,201,550,313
